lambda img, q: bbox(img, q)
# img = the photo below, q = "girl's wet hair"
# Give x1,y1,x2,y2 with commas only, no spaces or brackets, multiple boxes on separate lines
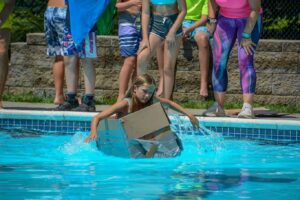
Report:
125,74,156,112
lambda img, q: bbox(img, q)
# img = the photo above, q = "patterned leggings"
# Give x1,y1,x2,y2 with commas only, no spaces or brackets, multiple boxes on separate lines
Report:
212,14,262,93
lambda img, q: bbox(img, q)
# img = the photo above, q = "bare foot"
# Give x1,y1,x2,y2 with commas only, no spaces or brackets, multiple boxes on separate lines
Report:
54,95,64,105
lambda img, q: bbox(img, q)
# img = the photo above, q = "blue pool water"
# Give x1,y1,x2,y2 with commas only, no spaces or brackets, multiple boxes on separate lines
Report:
0,128,299,199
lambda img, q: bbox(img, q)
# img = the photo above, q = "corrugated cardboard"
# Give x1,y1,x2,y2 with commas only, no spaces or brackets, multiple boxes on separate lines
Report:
122,102,170,139
96,103,182,158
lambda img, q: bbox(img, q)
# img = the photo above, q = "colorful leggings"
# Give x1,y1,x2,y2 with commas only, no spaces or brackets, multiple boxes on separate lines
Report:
212,14,262,93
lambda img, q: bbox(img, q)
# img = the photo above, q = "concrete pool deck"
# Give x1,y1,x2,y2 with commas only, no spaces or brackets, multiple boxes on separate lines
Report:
1,101,300,122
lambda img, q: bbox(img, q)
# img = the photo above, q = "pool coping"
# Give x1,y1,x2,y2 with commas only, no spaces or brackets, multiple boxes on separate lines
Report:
1,109,300,128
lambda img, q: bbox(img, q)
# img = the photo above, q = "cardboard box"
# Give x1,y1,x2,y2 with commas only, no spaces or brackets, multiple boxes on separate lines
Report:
96,103,182,158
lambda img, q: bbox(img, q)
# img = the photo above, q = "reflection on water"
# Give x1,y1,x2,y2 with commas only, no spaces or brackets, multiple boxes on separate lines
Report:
160,169,297,199
0,165,15,172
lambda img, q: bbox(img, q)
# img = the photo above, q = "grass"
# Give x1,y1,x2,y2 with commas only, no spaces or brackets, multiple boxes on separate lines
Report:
2,93,117,105
3,93,300,113
3,93,53,103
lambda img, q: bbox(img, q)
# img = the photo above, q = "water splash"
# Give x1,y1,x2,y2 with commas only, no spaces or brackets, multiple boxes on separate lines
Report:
59,132,98,155
170,114,224,152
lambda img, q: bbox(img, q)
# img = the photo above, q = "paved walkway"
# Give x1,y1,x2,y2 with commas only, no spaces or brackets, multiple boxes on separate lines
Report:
1,101,300,121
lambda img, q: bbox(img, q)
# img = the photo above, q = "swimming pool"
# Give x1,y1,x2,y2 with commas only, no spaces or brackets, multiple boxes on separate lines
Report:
0,110,300,199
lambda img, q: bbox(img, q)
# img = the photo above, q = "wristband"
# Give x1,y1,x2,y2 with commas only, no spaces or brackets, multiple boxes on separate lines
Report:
207,17,217,24
242,32,251,39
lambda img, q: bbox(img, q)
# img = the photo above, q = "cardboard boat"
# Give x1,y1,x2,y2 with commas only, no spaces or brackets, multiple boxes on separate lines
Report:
96,103,182,158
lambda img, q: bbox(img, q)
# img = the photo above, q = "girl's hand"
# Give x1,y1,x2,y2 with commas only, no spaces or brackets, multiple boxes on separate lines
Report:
182,28,190,41
166,32,176,48
207,23,216,36
241,38,256,55
138,39,150,55
132,0,143,8
85,118,99,143
188,114,200,129
84,131,97,143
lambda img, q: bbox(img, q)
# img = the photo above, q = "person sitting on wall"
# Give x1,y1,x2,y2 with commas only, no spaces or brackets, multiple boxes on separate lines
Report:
182,0,210,98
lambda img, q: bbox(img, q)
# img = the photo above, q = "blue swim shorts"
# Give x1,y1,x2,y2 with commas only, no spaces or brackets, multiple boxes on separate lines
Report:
118,12,141,57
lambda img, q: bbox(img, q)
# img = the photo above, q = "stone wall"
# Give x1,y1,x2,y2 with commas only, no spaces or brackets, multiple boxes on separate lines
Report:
6,33,300,106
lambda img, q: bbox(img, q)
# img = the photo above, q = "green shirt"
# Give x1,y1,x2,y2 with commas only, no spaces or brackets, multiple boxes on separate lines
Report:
0,0,13,29
185,0,208,21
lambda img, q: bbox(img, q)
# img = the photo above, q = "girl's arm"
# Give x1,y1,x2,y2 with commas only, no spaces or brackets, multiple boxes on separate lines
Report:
207,0,219,35
0,0,15,27
240,0,261,55
244,0,261,34
137,0,150,54
116,0,142,12
85,100,128,142
156,97,199,128
208,0,218,19
165,0,186,47
167,0,186,36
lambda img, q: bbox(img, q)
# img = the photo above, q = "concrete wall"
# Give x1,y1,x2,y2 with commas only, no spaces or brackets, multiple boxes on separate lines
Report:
6,33,300,106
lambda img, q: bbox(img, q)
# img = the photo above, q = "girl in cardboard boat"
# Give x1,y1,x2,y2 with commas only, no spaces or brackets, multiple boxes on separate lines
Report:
85,74,199,158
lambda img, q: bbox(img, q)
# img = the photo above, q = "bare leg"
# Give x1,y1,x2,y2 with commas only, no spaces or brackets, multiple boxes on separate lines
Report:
214,92,225,108
0,29,10,108
117,56,136,102
243,93,254,105
82,58,95,95
156,43,164,96
137,34,163,75
76,57,80,89
163,36,181,100
194,32,209,97
64,55,78,93
52,55,64,104
137,47,151,75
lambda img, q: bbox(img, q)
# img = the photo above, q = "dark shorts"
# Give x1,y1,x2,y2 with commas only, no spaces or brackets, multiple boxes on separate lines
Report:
150,14,183,39
118,12,141,57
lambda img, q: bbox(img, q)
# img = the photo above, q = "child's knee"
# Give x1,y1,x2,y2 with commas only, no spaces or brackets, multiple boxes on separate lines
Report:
195,33,209,48
124,56,136,66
